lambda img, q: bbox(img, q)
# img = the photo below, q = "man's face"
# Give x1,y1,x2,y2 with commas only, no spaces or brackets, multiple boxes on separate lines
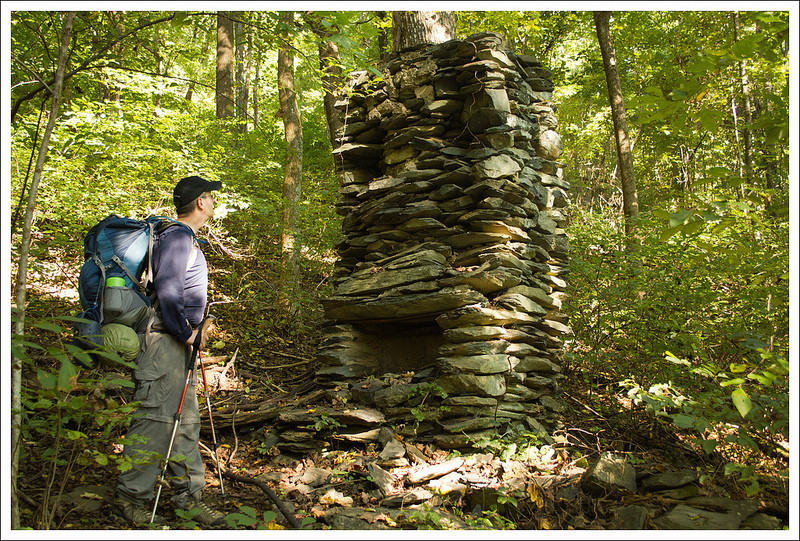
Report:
201,192,216,220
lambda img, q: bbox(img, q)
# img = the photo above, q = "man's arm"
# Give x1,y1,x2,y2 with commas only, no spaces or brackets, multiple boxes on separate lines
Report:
152,229,195,343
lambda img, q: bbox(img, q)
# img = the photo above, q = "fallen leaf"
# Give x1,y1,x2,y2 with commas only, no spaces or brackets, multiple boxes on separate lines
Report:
310,505,326,519
373,513,397,527
527,483,544,508
319,488,353,506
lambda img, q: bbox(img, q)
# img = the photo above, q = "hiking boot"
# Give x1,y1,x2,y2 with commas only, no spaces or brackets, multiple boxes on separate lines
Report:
174,492,225,526
112,496,165,526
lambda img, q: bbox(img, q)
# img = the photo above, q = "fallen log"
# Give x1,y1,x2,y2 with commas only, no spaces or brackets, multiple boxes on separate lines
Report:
200,384,325,430
224,470,302,528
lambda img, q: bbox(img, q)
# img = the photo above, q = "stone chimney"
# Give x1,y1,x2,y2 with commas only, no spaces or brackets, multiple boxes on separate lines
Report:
317,32,571,449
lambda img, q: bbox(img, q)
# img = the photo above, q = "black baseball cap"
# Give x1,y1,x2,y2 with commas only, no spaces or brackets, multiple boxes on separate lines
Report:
173,175,222,209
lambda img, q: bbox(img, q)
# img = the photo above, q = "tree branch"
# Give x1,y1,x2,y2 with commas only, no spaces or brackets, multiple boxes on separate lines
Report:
10,53,53,94
11,13,176,123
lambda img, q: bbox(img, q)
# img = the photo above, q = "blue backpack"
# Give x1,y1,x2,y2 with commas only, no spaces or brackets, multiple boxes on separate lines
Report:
73,214,190,361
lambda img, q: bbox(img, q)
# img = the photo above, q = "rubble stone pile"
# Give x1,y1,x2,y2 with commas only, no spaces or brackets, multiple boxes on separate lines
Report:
313,32,571,449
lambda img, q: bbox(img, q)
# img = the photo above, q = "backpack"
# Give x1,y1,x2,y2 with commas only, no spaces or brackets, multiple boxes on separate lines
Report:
73,214,191,365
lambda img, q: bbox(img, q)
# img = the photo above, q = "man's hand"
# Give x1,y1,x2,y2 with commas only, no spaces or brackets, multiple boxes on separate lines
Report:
187,315,216,351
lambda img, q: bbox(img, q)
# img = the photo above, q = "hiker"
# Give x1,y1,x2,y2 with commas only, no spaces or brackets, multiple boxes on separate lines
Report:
113,176,225,526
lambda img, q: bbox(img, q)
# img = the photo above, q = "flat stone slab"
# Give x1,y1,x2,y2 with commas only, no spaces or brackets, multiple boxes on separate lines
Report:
439,416,501,433
493,292,548,315
330,407,386,426
438,354,519,375
436,306,538,329
683,496,760,519
741,512,783,529
367,462,396,496
614,505,649,529
332,428,383,443
379,437,406,461
335,264,445,296
582,453,637,497
654,504,742,530
382,487,433,507
324,286,487,321
320,506,403,530
406,457,465,484
438,373,506,397
298,467,332,487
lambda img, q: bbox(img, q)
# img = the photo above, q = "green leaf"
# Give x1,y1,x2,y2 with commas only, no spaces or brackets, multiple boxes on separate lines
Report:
698,109,719,132
262,510,278,524
671,413,696,429
33,321,64,333
659,225,682,242
65,429,86,440
225,513,257,527
731,386,752,418
31,397,54,409
729,363,747,373
698,438,718,454
240,506,257,518
665,352,690,366
719,378,745,387
706,166,731,177
744,480,760,497
172,12,188,27
682,220,704,235
37,369,58,390
747,373,773,386
669,209,693,228
766,124,788,144
58,358,79,392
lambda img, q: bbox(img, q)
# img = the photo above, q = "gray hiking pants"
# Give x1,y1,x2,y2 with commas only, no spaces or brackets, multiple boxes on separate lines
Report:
116,329,205,506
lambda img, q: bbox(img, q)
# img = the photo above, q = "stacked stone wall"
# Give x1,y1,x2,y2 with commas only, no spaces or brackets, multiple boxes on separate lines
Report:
314,32,571,449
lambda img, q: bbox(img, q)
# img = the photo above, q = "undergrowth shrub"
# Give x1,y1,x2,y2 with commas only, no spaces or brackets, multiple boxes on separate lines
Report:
565,202,788,494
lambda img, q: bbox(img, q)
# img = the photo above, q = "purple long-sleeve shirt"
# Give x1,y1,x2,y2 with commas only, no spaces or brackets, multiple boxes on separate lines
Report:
151,224,208,343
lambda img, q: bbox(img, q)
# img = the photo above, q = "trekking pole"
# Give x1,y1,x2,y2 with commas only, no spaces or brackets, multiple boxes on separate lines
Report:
150,335,199,524
197,316,225,496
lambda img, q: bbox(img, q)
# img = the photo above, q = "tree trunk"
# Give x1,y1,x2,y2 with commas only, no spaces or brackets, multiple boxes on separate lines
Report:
234,11,248,132
216,11,235,119
303,12,343,149
733,11,754,184
376,11,391,62
243,27,253,131
105,11,124,118
278,11,303,308
252,12,262,127
153,24,163,111
185,24,210,102
391,11,455,53
593,11,639,244
318,39,342,148
253,48,260,126
12,11,76,529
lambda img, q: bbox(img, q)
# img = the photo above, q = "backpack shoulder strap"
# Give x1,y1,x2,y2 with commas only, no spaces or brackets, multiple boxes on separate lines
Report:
142,216,200,291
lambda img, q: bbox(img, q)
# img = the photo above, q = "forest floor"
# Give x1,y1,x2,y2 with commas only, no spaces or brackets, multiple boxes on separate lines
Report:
16,316,791,533
13,240,791,533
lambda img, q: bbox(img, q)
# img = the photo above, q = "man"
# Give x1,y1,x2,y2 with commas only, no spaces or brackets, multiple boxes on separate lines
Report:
113,176,225,526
